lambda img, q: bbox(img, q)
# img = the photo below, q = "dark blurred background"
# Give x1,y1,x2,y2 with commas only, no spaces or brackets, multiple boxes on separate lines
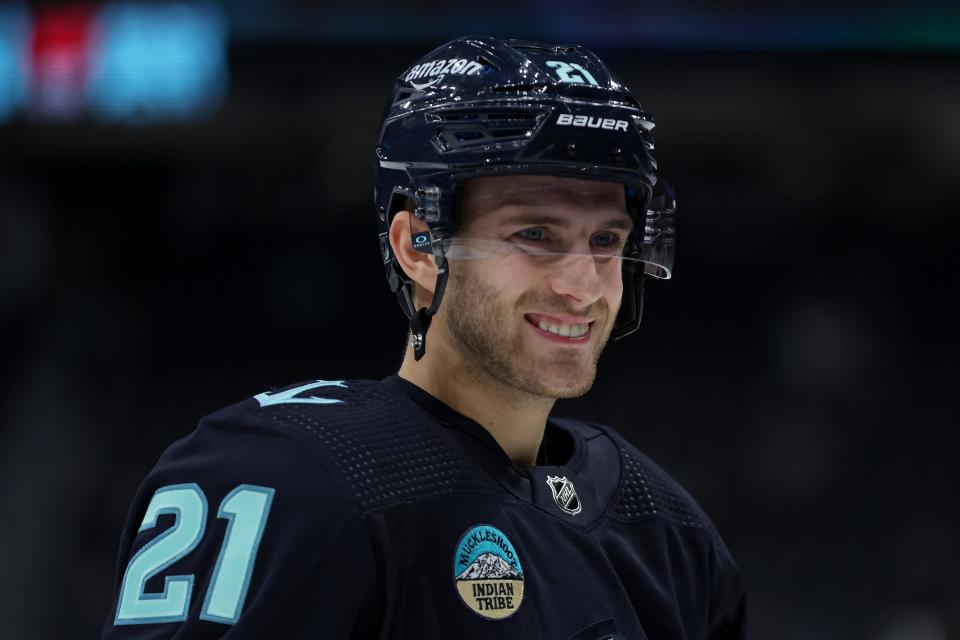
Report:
1,1,959,638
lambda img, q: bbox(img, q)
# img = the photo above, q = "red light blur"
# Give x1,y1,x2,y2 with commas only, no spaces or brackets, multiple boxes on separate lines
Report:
30,4,97,119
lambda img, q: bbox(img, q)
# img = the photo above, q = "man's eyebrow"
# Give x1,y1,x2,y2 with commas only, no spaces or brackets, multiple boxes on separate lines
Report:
497,212,634,231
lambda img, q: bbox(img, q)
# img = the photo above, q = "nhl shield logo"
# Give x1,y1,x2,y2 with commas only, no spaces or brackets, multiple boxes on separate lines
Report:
546,475,582,516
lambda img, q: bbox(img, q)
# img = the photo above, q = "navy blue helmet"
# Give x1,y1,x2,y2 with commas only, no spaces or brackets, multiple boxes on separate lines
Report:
374,35,676,359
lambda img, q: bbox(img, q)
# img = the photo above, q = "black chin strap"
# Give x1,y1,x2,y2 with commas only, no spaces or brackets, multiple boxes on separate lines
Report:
410,255,448,360
408,307,431,360
388,243,449,361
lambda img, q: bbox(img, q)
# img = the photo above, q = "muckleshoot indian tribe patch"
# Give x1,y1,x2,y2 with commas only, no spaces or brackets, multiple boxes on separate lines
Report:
453,524,525,620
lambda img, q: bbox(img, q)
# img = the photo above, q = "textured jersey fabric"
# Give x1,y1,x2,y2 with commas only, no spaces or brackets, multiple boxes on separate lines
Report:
103,376,751,639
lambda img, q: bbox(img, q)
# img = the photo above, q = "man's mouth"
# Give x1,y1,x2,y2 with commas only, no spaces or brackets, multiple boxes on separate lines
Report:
524,313,594,340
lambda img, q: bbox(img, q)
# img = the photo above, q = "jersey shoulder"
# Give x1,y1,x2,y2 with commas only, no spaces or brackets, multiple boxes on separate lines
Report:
105,380,393,636
145,380,354,514
555,418,751,636
201,377,502,514
557,418,727,544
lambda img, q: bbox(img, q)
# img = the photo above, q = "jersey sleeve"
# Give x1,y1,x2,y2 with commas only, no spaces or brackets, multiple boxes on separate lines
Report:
707,542,752,640
102,403,380,639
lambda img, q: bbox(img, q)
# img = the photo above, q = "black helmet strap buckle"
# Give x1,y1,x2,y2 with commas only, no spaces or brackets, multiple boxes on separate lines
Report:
389,231,450,361
409,253,448,360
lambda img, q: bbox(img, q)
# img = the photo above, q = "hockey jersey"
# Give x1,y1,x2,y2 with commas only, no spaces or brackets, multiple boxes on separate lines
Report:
103,376,751,639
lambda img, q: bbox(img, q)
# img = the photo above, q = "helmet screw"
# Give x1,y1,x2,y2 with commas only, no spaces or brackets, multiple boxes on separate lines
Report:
612,148,624,165
566,143,577,158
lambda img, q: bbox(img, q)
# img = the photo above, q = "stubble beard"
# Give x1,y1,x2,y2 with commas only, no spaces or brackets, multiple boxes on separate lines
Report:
442,261,613,400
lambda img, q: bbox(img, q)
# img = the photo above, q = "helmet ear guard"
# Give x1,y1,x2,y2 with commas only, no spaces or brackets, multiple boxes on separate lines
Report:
383,186,453,361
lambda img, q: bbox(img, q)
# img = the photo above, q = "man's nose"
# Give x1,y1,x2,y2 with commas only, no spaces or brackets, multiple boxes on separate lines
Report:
546,253,605,305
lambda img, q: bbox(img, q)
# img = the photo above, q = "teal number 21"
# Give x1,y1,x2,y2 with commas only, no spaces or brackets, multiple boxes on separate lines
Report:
115,483,275,626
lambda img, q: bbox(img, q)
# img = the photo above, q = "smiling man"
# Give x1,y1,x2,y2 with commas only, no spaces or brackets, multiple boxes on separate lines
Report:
104,36,751,639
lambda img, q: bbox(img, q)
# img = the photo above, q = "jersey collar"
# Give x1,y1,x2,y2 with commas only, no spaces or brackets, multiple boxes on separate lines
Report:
382,375,583,472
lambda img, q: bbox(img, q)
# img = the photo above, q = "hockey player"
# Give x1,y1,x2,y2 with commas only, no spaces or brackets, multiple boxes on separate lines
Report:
104,36,751,639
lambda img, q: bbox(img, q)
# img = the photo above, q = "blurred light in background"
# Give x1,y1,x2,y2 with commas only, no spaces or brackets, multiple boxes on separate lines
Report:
31,4,96,120
223,3,960,51
0,1,227,125
0,4,29,122
87,2,228,123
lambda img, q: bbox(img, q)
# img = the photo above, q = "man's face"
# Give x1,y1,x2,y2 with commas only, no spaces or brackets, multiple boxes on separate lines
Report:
436,174,632,399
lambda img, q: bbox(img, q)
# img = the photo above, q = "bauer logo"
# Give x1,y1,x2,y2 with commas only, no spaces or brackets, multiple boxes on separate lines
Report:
556,113,629,132
404,58,485,90
453,524,524,620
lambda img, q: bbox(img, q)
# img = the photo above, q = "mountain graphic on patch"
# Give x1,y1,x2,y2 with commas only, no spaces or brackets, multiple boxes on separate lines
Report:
455,553,522,580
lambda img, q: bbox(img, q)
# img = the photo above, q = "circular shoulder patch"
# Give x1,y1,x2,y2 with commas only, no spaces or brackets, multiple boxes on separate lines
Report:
453,524,525,620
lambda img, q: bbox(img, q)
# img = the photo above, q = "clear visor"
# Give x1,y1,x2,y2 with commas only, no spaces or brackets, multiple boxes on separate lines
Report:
410,179,675,279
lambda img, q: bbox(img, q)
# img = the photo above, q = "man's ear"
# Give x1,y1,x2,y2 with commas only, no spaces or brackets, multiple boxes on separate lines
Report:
389,210,437,299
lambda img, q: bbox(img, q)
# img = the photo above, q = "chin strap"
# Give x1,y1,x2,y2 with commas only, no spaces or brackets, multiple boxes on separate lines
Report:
410,255,448,360
387,234,449,361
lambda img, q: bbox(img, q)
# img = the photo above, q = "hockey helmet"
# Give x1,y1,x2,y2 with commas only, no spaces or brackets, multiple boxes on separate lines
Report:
374,35,676,359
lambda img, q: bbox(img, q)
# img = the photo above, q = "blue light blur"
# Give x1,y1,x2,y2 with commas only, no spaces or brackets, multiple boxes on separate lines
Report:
87,2,228,124
0,4,29,123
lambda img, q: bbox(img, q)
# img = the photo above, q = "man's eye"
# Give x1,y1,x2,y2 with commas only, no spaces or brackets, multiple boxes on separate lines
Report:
592,232,623,247
517,228,546,241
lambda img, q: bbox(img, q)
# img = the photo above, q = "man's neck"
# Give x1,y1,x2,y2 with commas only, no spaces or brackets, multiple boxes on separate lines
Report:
396,334,555,468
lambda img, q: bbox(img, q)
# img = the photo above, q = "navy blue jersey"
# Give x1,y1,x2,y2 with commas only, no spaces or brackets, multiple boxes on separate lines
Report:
104,377,751,639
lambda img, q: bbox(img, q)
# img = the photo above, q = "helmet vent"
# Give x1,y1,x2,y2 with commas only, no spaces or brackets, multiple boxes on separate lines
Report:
393,88,416,104
557,84,611,101
476,55,499,72
434,112,480,122
431,108,545,151
486,111,537,120
489,128,528,138
455,131,485,142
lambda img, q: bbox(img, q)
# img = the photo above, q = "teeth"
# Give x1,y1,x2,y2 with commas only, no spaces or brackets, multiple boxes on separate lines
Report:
536,318,589,338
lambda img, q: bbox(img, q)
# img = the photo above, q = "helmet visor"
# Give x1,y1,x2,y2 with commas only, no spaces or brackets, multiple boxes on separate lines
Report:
409,177,674,279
